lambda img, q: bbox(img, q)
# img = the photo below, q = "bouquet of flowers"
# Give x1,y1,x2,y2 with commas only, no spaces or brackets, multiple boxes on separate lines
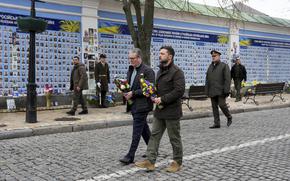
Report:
44,84,53,108
140,74,163,109
242,80,260,96
114,77,132,105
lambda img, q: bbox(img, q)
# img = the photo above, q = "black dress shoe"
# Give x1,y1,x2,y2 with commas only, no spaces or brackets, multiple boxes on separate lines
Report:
79,110,88,115
119,157,133,165
227,117,232,127
66,110,75,116
209,125,220,129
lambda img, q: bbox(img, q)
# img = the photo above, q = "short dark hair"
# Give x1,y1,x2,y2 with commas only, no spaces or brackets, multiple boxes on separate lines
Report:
73,56,80,60
160,46,175,58
99,54,107,59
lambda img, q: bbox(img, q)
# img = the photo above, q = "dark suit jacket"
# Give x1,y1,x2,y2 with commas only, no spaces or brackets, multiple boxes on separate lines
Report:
127,63,155,114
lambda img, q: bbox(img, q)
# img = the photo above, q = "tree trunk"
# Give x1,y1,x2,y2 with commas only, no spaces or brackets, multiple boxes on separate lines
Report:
122,0,154,66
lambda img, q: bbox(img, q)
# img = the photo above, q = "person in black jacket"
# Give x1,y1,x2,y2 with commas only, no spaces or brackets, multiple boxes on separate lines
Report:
135,46,185,173
119,48,155,165
205,50,232,129
231,56,247,102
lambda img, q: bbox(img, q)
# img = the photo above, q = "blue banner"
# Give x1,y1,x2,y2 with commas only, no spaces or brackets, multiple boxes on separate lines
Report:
98,21,228,44
0,12,80,32
240,36,290,49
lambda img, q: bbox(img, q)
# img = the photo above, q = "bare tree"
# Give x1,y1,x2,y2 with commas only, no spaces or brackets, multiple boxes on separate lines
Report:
122,0,154,66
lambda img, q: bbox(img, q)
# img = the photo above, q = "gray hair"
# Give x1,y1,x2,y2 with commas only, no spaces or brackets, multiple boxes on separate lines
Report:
129,48,142,58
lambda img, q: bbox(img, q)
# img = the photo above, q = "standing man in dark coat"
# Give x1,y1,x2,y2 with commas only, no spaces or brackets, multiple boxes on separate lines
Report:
119,48,155,165
231,56,247,102
135,46,185,173
95,54,110,108
67,56,88,116
205,50,232,128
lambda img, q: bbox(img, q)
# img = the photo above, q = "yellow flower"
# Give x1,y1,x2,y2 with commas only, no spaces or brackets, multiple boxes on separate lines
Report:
241,81,246,87
252,80,259,86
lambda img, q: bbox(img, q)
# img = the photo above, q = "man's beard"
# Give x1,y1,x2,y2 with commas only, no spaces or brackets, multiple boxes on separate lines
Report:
159,59,169,67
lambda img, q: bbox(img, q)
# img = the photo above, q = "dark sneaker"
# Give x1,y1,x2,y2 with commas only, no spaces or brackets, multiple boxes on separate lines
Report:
79,110,88,115
209,125,221,129
119,156,134,165
227,117,232,127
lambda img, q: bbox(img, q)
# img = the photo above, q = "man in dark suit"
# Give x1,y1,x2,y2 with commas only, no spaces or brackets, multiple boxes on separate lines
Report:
231,56,247,102
119,48,155,165
135,46,185,173
205,50,232,129
95,54,110,108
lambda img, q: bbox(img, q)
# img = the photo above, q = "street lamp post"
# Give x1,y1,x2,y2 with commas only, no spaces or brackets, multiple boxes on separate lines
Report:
26,0,37,123
17,0,47,123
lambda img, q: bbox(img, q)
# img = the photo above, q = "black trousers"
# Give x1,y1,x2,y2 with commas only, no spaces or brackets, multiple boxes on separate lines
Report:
126,112,151,160
100,91,107,106
210,96,232,126
234,79,242,100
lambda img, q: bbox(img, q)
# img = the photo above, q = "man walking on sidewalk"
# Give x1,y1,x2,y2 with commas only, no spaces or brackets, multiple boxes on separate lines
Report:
66,56,88,116
231,55,247,102
95,54,110,108
135,46,185,173
205,50,232,128
119,48,155,165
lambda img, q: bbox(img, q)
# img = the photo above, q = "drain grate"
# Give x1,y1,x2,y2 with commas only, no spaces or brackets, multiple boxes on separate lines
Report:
54,117,80,121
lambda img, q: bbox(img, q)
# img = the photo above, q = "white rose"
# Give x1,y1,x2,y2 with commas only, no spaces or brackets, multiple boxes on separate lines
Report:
120,85,125,90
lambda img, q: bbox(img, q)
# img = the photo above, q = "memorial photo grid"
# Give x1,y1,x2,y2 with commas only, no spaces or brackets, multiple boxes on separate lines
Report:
0,12,81,96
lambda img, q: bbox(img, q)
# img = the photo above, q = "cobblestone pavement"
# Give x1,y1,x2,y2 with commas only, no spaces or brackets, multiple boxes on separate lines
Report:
0,107,290,181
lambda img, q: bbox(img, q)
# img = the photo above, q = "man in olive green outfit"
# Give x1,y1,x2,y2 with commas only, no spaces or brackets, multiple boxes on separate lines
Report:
135,46,185,173
205,50,232,129
67,56,88,116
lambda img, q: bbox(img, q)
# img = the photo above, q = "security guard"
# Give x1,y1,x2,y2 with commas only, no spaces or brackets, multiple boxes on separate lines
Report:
205,50,232,128
95,54,110,108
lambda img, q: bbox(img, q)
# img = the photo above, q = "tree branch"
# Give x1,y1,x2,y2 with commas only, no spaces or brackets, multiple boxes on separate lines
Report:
132,0,143,47
123,0,139,47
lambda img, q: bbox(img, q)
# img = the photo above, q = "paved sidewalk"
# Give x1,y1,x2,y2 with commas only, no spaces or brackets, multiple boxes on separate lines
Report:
0,94,289,140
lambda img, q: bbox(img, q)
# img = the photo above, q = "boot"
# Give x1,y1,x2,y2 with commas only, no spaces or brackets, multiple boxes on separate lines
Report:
165,161,181,173
135,160,155,171
66,110,75,116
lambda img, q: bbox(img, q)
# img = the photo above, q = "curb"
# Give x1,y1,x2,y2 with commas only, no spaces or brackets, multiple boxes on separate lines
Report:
0,103,289,140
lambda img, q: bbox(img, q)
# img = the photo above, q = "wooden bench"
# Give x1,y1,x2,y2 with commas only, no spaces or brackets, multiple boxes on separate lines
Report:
182,85,207,111
244,82,286,105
